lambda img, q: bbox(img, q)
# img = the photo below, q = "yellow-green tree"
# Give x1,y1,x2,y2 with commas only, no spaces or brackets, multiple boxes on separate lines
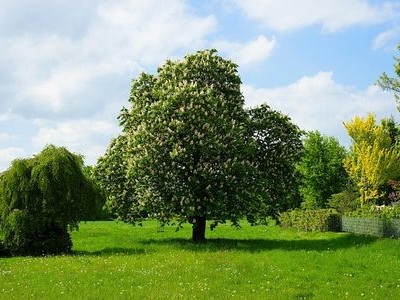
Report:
344,113,400,205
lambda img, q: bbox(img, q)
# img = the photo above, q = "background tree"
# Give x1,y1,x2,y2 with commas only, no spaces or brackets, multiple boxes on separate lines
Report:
380,116,400,146
297,131,348,209
377,44,400,109
344,114,400,205
82,165,109,220
96,50,303,241
327,184,360,214
0,145,96,255
246,104,303,220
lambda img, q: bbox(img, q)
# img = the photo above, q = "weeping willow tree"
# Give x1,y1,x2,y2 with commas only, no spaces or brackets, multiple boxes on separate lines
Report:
0,145,96,255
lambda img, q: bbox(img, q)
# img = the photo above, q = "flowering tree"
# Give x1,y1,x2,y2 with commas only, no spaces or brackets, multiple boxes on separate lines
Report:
96,50,303,241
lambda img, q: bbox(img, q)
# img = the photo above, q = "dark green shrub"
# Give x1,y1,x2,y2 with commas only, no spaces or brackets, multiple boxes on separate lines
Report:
0,230,10,256
328,185,360,214
279,208,341,232
3,212,72,255
0,242,9,257
0,145,96,255
82,166,111,221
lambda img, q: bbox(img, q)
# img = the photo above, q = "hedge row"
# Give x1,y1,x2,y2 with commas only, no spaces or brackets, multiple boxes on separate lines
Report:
279,209,341,232
279,208,400,238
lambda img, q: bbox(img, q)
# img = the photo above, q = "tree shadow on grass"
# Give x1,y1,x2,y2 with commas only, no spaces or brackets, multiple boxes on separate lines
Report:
72,247,152,256
139,234,378,253
0,234,378,258
0,247,152,258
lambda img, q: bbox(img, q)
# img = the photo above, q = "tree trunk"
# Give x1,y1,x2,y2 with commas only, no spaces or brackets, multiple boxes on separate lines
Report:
192,215,206,242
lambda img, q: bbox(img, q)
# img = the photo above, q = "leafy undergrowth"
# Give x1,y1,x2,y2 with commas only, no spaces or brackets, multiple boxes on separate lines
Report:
1,220,400,299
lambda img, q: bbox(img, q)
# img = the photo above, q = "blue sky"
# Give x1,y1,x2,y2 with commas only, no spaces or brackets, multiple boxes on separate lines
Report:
0,0,399,171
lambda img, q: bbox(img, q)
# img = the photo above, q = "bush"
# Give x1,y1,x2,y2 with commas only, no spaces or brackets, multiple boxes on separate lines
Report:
328,186,360,214
2,210,72,255
0,238,10,256
346,205,400,220
0,145,96,255
279,208,341,232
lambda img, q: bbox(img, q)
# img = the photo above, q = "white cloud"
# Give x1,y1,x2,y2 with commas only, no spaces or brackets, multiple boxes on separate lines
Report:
373,27,400,50
32,119,119,165
243,71,398,147
0,0,398,172
1,0,217,117
0,0,219,171
215,35,276,67
0,113,12,123
21,59,133,113
233,0,399,32
0,147,26,171
92,0,216,64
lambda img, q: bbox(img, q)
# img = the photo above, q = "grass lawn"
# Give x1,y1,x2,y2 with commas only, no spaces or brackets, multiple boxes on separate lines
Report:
1,220,400,299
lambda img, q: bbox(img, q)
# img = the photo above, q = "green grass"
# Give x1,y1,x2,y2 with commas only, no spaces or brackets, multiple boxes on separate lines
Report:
1,220,400,299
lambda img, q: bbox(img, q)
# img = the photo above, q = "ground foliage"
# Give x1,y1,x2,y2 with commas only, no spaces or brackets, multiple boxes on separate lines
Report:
279,208,341,232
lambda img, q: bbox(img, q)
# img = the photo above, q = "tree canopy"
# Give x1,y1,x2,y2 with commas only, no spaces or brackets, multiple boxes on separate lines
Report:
247,104,303,219
377,44,400,109
96,50,303,241
298,131,348,209
344,114,400,205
